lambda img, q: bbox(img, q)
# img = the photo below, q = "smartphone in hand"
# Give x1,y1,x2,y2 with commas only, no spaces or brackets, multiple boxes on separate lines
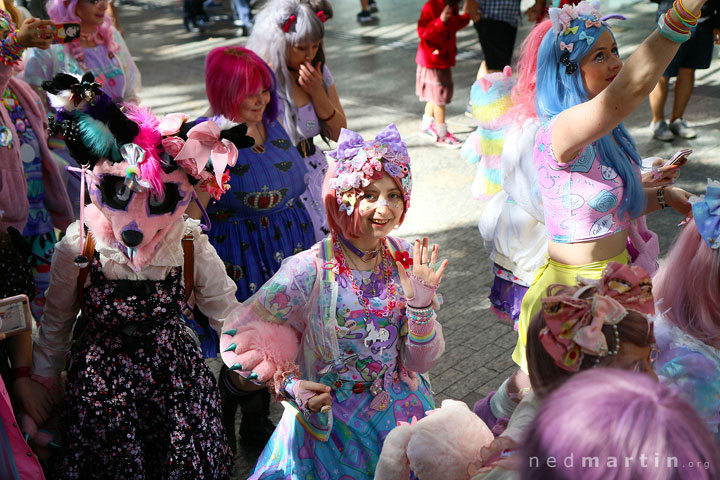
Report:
0,294,33,338
39,23,81,44
663,148,692,167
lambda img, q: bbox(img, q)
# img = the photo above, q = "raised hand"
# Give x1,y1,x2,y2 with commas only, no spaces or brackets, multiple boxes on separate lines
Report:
396,237,448,307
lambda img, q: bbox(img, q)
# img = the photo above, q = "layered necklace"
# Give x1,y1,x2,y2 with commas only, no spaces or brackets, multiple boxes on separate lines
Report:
333,235,397,321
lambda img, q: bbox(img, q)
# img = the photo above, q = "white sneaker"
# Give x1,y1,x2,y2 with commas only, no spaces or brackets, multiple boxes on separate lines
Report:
669,118,697,139
650,120,675,142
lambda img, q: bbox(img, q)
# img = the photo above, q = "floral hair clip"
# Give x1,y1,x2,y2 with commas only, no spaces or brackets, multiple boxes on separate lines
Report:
690,178,720,249
282,14,297,32
316,10,329,22
327,123,412,215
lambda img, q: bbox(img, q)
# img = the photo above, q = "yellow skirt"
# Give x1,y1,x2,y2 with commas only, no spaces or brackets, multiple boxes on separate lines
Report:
511,250,630,373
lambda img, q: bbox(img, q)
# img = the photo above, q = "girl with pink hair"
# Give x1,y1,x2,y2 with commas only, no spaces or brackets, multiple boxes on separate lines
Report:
652,178,720,442
219,124,448,478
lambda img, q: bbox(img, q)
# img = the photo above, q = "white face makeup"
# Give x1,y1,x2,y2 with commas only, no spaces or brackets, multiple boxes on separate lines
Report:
357,173,405,243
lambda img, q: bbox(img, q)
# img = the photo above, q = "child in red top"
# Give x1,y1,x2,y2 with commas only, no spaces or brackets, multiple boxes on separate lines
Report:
416,0,472,148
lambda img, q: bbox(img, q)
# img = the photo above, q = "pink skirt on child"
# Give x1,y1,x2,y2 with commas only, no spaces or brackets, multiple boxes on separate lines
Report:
416,65,453,106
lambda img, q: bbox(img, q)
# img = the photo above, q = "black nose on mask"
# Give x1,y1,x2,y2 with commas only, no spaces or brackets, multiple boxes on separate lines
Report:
121,230,144,247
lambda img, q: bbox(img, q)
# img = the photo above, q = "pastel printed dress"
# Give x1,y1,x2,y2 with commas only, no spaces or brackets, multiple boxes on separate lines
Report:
248,244,437,480
206,120,316,302
2,87,56,320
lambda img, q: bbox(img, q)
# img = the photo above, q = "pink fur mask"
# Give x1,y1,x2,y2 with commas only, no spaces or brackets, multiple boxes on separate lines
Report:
85,158,193,271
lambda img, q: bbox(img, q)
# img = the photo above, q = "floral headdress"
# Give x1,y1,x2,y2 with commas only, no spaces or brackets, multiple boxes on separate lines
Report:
548,1,605,75
691,178,720,249
539,262,654,372
326,124,411,216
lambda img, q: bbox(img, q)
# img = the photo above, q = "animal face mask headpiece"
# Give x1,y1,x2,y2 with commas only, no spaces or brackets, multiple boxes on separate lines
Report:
44,72,254,270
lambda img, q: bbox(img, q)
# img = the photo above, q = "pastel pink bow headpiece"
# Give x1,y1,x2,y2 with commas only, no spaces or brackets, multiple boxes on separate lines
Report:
173,121,238,190
538,262,654,372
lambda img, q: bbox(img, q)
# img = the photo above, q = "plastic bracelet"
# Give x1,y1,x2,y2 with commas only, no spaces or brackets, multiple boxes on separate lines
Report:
0,31,24,66
672,4,697,26
676,0,700,20
658,14,691,42
12,366,31,380
665,11,692,33
657,186,668,209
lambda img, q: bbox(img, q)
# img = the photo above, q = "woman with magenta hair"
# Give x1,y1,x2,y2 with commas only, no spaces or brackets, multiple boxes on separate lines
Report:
519,369,720,479
652,178,720,443
247,0,347,241
218,124,447,479
186,45,317,453
480,0,703,433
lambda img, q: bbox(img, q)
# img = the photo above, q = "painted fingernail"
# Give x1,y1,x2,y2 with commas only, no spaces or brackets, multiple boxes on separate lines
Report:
24,433,30,442
49,441,62,449
229,363,243,371
223,329,237,336
223,342,237,353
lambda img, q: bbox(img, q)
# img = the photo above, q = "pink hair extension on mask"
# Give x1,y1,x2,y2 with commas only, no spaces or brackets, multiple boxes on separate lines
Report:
205,46,279,126
653,219,720,347
322,159,407,239
47,0,119,63
520,369,720,480
123,104,165,195
509,19,552,125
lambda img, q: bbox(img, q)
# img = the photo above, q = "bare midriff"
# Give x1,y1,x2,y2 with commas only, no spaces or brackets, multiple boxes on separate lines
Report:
547,229,629,266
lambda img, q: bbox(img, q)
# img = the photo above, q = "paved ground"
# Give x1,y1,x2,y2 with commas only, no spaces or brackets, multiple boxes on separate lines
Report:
115,0,720,476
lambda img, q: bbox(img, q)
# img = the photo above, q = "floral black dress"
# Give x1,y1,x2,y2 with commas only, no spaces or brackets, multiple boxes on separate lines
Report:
59,253,232,479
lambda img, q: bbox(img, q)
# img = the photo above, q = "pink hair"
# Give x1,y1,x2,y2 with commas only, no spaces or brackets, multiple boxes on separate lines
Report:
322,160,407,239
653,219,720,347
509,19,552,125
47,0,119,62
205,46,279,125
123,104,165,195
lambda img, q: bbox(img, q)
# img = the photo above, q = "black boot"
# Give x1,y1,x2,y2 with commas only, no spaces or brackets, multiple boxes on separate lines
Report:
219,365,240,455
237,387,276,453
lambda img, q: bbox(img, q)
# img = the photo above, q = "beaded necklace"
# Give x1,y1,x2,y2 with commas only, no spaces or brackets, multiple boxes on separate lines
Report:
332,235,397,320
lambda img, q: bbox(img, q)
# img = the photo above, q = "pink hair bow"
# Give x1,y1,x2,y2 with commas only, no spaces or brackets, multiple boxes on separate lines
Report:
173,121,238,189
559,41,574,53
585,19,602,29
538,261,654,372
282,15,296,32
316,10,329,22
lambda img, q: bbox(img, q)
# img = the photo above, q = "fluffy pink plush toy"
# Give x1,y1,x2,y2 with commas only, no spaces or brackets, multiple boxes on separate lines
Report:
375,399,494,480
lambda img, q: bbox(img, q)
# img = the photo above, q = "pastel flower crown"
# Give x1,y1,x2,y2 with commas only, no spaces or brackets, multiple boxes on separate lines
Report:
327,124,412,215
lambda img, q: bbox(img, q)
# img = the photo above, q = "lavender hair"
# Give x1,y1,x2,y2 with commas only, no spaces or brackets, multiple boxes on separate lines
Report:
520,369,720,480
653,219,720,347
246,0,325,145
526,284,653,399
205,46,279,126
47,0,119,61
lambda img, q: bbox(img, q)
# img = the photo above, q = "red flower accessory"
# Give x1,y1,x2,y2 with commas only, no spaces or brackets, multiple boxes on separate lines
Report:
316,10,329,22
282,15,296,32
394,251,412,270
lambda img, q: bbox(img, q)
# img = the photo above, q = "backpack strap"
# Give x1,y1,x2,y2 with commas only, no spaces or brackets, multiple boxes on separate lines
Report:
384,236,402,260
182,234,194,303
76,230,96,306
320,236,336,283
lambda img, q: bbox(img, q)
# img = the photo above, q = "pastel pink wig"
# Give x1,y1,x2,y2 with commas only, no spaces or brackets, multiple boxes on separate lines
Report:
48,0,119,60
322,160,407,239
653,219,720,347
205,46,279,126
509,19,552,125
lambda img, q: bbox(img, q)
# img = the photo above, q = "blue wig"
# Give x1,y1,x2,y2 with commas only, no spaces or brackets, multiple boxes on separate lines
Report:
534,10,645,218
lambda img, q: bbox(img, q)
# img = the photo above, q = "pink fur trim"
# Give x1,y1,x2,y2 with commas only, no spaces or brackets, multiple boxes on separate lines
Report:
123,105,165,194
220,319,300,383
83,204,115,246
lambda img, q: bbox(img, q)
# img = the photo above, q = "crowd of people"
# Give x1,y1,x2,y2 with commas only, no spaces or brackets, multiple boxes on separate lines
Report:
0,0,719,479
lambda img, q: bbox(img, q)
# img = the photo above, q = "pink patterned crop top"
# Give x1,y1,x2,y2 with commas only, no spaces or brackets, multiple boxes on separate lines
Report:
534,118,631,243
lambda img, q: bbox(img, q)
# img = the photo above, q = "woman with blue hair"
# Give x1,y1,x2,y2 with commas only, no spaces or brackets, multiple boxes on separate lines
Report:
475,0,706,431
